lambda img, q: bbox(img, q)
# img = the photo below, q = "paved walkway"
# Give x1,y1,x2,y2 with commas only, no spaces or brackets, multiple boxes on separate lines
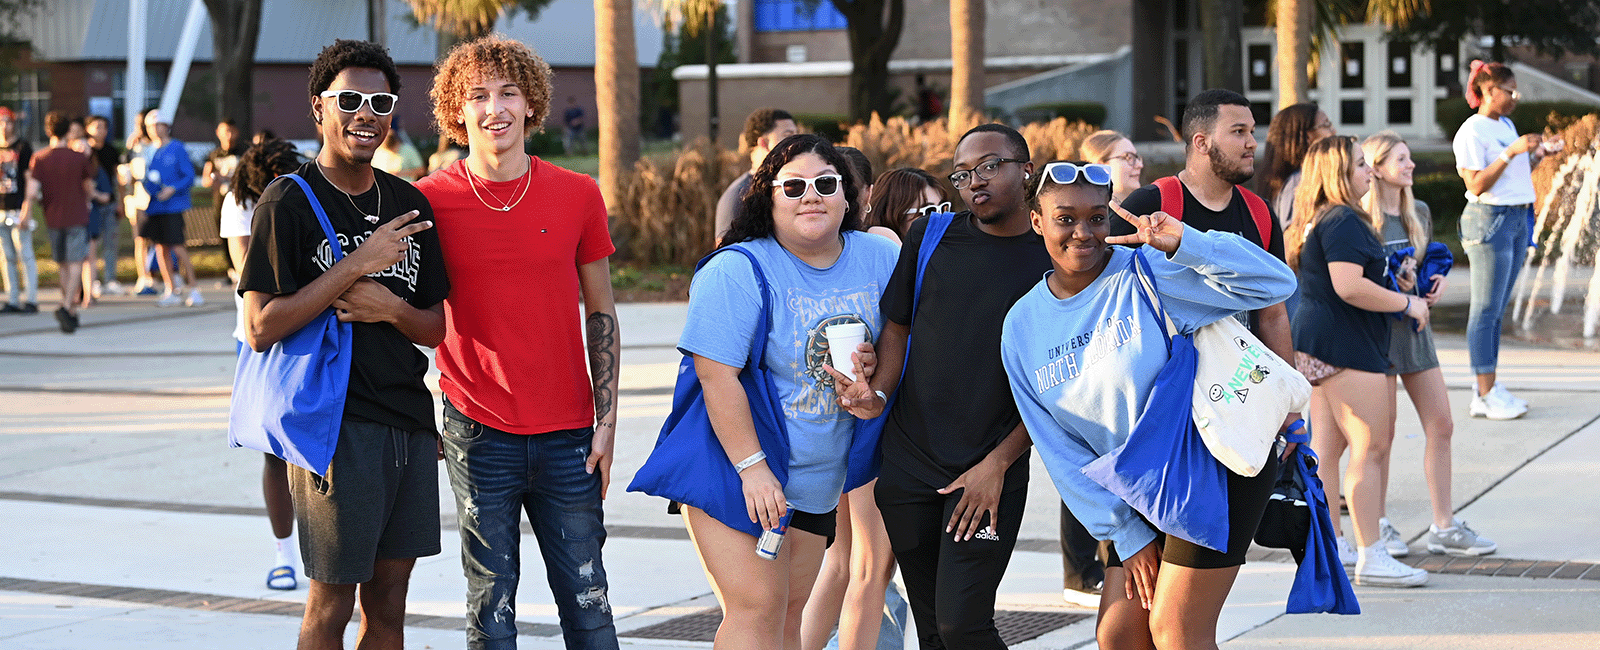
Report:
1,273,1597,649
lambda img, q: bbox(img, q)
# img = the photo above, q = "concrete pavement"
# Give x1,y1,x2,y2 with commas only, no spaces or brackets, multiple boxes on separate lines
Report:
1,274,1598,649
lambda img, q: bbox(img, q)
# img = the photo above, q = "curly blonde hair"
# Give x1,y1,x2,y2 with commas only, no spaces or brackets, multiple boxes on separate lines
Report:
429,34,553,146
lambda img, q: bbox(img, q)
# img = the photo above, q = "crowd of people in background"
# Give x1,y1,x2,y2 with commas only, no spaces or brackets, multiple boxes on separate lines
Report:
2,31,1559,649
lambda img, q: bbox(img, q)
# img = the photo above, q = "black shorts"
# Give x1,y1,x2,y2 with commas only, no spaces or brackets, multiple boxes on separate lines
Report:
790,508,838,546
288,419,442,584
1106,452,1280,570
138,211,186,245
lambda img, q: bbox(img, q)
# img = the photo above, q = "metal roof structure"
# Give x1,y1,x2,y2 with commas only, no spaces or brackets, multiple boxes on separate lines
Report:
21,0,664,67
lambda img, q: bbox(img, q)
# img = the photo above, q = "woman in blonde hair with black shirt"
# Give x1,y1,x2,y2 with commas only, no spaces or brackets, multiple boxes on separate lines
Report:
1286,135,1431,588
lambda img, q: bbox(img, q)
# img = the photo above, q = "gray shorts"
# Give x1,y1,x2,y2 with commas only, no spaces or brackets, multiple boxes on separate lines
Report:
1385,316,1440,376
289,419,441,584
48,226,88,263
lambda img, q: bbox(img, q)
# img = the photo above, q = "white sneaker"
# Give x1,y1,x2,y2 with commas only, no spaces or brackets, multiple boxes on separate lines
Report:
1354,542,1428,587
1427,519,1497,556
1061,585,1102,609
156,292,183,308
101,280,125,296
1336,536,1357,567
1492,383,1528,410
1469,390,1526,420
185,288,205,307
1379,517,1409,557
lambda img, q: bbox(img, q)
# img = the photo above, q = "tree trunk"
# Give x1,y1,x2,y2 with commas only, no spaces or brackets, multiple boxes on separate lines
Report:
837,0,905,123
949,0,984,142
1198,0,1243,91
1275,0,1311,109
595,0,640,215
201,0,263,134
706,3,718,143
368,0,386,46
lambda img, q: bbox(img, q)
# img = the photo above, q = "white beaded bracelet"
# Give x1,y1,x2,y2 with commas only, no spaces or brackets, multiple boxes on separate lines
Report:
734,450,767,473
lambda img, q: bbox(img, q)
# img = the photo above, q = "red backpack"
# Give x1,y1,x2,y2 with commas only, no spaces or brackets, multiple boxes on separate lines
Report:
1152,176,1273,251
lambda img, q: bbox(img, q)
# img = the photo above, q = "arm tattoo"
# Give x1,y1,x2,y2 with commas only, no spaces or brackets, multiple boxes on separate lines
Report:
586,311,618,423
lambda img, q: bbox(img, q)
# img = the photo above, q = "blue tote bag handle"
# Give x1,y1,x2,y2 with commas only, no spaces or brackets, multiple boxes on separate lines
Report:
227,173,354,475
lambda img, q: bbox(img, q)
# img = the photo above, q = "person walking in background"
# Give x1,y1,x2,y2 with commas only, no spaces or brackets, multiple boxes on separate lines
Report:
239,39,449,650
1258,104,1334,226
222,137,306,591
0,106,38,314
85,115,124,297
1002,161,1294,650
1078,129,1144,203
864,124,1045,650
203,118,246,206
138,109,201,308
1286,135,1431,588
673,133,897,649
27,111,101,333
121,109,159,296
416,36,624,649
65,119,109,310
1454,60,1545,420
862,168,946,245
1358,131,1497,560
562,95,586,155
715,108,797,243
372,125,425,182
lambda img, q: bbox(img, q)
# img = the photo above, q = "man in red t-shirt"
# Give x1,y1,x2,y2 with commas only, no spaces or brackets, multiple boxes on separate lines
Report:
28,111,103,332
415,36,621,649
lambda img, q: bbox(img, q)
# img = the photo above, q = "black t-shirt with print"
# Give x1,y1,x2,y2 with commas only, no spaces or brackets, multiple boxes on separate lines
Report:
0,139,33,210
238,162,449,432
1293,206,1391,373
1115,179,1285,261
878,212,1050,490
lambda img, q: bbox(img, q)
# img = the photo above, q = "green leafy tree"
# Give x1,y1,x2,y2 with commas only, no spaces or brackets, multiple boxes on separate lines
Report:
1372,0,1600,62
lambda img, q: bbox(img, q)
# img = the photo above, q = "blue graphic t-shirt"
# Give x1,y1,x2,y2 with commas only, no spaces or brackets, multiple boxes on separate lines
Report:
679,232,900,513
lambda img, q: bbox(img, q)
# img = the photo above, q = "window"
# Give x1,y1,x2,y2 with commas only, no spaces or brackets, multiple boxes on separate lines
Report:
754,0,847,32
1387,41,1412,89
1248,44,1272,92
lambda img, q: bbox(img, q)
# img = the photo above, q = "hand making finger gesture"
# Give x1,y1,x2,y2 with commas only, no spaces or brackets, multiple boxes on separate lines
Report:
348,210,431,276
1105,200,1184,255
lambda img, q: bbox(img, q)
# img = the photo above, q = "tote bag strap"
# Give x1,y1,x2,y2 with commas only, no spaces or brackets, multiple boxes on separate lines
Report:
1129,251,1178,351
693,244,774,369
281,173,345,263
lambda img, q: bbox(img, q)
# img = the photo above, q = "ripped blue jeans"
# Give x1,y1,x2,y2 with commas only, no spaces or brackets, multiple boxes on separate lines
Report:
441,400,618,650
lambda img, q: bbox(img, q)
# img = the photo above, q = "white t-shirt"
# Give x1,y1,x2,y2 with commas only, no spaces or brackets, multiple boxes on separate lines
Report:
219,192,253,342
1452,114,1535,205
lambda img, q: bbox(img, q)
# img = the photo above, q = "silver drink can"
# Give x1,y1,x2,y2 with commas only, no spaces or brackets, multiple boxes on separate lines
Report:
755,504,796,560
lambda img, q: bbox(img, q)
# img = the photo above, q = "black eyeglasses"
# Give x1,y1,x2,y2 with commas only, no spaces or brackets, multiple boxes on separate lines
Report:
1106,152,1142,166
319,90,398,116
948,158,1026,189
1034,162,1113,198
904,201,952,218
772,174,842,200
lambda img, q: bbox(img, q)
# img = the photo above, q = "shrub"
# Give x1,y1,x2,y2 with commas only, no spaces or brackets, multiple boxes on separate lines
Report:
794,113,850,143
1015,102,1106,127
1411,171,1470,259
1436,97,1600,138
610,137,743,267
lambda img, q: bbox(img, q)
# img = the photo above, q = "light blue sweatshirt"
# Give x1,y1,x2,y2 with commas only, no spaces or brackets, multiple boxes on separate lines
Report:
1000,225,1295,556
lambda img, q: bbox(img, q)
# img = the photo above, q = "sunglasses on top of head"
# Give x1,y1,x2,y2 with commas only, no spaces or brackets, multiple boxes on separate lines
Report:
1033,162,1113,197
319,90,398,116
772,174,842,200
904,202,952,218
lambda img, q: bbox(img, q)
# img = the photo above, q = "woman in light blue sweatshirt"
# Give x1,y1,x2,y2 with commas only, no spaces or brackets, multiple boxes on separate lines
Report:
1000,161,1294,649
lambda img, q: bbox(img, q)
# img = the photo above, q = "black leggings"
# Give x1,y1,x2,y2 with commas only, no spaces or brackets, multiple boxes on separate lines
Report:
876,460,1028,650
1106,452,1281,569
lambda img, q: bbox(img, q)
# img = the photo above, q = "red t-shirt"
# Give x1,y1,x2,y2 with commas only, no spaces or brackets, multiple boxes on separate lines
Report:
417,157,616,435
29,147,93,229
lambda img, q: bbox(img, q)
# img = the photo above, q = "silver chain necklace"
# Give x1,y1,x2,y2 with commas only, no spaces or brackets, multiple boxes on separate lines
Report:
317,160,382,223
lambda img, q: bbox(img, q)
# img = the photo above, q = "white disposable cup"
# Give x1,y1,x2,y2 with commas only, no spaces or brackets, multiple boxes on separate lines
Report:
824,322,868,381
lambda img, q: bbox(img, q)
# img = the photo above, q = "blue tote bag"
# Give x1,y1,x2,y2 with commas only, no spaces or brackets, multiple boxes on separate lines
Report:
628,244,793,537
1081,252,1233,552
1281,427,1361,614
228,174,353,476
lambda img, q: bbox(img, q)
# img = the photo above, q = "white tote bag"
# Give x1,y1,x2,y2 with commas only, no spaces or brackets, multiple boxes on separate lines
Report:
1132,253,1312,477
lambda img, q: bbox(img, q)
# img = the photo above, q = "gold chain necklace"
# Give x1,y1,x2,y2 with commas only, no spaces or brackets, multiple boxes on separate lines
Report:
466,155,533,212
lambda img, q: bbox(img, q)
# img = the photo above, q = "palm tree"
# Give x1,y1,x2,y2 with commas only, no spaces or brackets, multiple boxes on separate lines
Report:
948,0,983,142
201,0,264,133
1275,0,1313,108
596,0,641,213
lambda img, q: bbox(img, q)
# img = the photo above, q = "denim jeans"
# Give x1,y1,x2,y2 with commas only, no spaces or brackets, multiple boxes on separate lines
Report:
1459,202,1531,375
441,401,618,650
93,204,119,283
0,212,38,304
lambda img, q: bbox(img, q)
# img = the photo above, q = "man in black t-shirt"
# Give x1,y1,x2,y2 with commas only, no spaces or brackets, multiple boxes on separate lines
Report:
1115,89,1298,430
237,40,448,650
0,107,38,313
864,124,1047,650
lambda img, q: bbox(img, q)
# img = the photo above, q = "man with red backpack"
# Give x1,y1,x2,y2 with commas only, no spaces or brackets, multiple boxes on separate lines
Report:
1114,89,1299,429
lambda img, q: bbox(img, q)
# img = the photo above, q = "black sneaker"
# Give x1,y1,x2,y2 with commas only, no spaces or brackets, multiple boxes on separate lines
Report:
55,307,77,333
0,303,20,313
22,302,38,313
